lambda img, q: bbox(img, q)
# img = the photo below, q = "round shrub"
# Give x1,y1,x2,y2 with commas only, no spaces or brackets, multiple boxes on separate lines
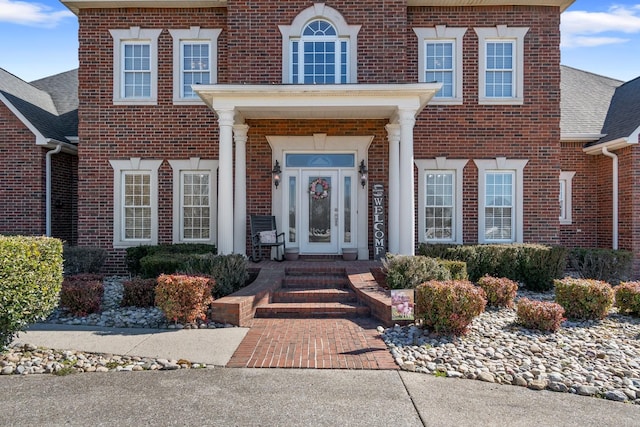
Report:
516,298,565,332
615,281,640,316
121,278,157,308
0,236,63,350
415,280,486,336
155,274,214,324
59,275,104,316
554,277,614,320
477,275,518,308
383,254,451,289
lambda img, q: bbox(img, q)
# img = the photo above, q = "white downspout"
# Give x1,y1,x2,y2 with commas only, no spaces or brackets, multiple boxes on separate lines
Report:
46,144,63,236
601,147,618,249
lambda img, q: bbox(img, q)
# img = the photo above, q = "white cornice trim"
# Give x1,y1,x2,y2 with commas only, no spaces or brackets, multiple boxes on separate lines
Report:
194,83,442,120
583,137,637,155
407,0,574,12
62,1,226,14
62,0,574,14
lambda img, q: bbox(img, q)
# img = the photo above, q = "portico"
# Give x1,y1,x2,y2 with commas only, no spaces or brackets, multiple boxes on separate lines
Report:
194,83,441,257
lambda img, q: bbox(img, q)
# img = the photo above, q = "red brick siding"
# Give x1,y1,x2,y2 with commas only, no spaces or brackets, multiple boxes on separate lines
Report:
77,8,226,272
410,6,561,244
76,4,565,273
226,0,408,84
0,102,46,236
51,152,78,244
559,141,599,248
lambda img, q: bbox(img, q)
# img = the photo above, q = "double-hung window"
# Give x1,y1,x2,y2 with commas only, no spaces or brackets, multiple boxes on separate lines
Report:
110,27,161,105
169,28,221,104
475,25,528,105
475,158,528,243
415,158,468,244
414,26,466,104
110,158,162,247
279,3,360,84
168,158,218,244
123,43,151,98
484,171,514,241
426,172,454,240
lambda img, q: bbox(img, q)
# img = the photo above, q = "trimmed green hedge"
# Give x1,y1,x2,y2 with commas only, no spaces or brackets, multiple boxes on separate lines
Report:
126,244,217,278
0,236,63,350
418,243,567,291
567,248,632,285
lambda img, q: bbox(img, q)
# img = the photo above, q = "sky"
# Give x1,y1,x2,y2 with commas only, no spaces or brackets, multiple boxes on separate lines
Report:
0,0,639,83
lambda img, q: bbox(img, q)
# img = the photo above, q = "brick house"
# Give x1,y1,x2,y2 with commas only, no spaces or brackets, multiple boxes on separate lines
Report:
0,68,78,244
44,0,638,276
560,66,640,276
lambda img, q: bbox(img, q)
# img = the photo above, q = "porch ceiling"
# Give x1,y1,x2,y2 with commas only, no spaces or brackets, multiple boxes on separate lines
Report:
193,83,442,121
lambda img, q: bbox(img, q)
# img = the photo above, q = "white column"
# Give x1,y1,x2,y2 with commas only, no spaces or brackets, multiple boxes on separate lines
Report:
398,109,416,255
233,124,249,255
386,123,400,254
217,109,235,254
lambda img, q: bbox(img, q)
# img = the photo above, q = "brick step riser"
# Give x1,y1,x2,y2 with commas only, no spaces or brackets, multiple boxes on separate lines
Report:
284,268,347,277
282,280,347,289
255,307,371,319
271,291,356,304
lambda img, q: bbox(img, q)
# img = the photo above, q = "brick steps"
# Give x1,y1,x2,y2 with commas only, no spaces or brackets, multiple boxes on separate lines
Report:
272,287,356,303
281,276,349,289
255,302,370,318
255,266,371,319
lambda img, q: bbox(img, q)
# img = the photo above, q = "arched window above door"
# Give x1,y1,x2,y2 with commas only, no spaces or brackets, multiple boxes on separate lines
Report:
279,3,361,84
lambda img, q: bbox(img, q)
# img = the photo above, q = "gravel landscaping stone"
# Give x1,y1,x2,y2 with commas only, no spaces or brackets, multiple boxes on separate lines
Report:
381,290,640,405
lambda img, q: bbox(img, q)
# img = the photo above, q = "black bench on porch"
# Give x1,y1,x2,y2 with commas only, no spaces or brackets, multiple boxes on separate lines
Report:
249,215,286,262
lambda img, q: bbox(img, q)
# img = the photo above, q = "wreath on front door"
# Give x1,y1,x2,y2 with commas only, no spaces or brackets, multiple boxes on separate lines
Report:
309,177,330,200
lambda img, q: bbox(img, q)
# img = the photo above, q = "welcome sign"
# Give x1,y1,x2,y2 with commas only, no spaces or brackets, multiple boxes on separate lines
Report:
372,183,385,260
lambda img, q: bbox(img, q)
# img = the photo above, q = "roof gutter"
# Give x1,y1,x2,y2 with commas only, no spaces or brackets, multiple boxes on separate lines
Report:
45,144,63,237
583,137,634,155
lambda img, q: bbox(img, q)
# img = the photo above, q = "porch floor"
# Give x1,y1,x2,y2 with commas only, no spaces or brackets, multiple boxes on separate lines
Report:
223,259,398,369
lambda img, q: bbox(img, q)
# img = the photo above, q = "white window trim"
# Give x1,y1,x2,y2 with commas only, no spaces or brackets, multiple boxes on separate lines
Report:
415,158,468,244
109,27,162,105
474,25,528,105
279,2,361,84
559,171,575,225
169,27,221,105
109,158,162,248
474,157,528,243
168,158,219,244
414,26,467,105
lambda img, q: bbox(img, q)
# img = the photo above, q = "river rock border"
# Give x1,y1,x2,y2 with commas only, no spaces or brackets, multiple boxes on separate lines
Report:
381,290,640,404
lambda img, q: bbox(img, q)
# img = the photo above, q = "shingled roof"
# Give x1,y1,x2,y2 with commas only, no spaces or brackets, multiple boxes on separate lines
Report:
593,75,640,146
0,68,78,145
560,65,623,139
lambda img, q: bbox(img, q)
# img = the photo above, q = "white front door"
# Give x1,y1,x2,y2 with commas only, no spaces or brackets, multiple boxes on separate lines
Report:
301,170,339,253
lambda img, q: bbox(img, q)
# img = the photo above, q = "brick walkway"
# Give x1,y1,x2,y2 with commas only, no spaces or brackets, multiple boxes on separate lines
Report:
226,318,398,370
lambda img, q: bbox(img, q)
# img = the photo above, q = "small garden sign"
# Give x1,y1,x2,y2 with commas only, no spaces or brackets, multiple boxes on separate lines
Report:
391,289,415,321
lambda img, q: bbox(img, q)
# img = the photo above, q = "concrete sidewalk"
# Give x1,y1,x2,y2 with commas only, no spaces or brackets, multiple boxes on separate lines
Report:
1,369,637,426
14,323,249,366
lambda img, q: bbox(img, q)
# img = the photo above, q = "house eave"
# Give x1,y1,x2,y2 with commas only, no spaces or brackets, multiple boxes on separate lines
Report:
583,137,637,155
560,133,605,142
39,139,79,155
193,83,443,120
407,0,574,12
61,0,226,14
61,0,574,14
